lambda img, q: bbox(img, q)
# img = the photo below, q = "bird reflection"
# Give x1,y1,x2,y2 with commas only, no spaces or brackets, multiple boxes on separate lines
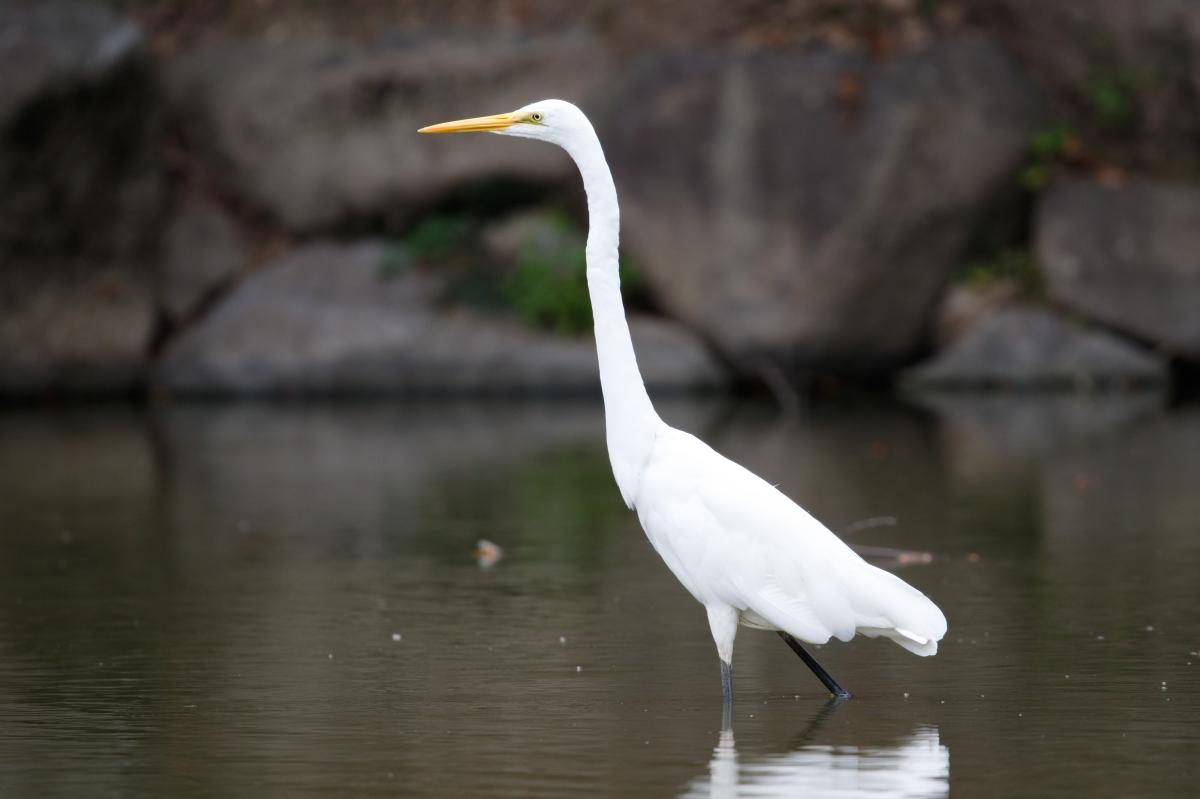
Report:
685,705,948,799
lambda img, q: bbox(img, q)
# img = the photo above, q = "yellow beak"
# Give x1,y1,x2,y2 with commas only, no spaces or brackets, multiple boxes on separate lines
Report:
418,112,516,134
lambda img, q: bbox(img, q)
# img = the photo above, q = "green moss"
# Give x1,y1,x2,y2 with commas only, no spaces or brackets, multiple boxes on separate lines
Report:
1029,124,1075,160
1085,73,1136,130
503,213,645,335
505,243,593,334
1021,123,1077,192
958,248,1042,297
406,214,473,261
389,208,646,334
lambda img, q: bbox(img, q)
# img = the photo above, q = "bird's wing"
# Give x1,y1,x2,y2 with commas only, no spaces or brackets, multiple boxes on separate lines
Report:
637,426,946,652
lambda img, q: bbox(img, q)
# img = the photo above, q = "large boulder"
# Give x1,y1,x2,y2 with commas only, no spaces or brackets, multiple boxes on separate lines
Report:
157,242,726,396
160,197,246,326
165,33,610,232
904,305,1168,391
0,0,163,395
601,37,1043,375
1037,179,1200,361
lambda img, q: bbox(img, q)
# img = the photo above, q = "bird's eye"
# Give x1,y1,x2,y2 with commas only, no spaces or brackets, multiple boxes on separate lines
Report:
530,112,544,123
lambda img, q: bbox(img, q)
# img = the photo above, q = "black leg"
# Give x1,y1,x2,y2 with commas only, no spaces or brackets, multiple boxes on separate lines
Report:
777,632,851,700
720,659,733,705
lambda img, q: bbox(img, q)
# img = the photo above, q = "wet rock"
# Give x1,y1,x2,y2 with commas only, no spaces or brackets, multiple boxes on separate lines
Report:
161,197,246,326
904,305,1168,391
601,37,1043,375
1037,179,1200,362
165,33,610,232
0,0,163,395
157,241,726,396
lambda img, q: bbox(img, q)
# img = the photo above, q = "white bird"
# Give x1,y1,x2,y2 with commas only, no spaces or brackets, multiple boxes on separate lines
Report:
420,100,947,701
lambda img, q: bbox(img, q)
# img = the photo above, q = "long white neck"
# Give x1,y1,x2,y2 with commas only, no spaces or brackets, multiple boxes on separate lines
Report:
563,127,661,507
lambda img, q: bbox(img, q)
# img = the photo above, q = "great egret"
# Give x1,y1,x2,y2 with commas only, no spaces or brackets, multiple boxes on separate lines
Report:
420,100,947,701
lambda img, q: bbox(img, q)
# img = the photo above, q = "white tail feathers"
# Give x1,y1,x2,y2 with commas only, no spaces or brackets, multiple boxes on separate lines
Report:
858,625,940,656
849,562,947,657
892,627,939,657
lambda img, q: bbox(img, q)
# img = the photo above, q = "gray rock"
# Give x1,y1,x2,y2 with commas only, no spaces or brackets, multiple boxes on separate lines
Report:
904,305,1168,391
1037,179,1200,361
165,33,610,232
482,208,577,264
982,0,1200,160
0,265,156,394
600,37,1042,374
158,241,726,396
933,281,1020,347
0,1,163,395
161,198,246,325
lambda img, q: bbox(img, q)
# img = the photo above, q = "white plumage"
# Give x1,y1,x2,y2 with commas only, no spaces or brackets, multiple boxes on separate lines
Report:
420,99,947,699
637,425,947,660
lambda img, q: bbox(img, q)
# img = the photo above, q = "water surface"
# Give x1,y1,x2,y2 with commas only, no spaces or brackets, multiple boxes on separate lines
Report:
1,397,1197,797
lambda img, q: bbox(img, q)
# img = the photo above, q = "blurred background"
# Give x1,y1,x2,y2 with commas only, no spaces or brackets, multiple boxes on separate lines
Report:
3,3,1200,796
3,0,1198,400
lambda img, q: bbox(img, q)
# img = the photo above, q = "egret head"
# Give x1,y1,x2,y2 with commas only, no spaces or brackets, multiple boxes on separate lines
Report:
418,99,586,149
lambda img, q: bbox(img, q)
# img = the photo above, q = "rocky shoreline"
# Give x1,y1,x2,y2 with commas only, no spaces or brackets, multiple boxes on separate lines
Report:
3,1,1197,398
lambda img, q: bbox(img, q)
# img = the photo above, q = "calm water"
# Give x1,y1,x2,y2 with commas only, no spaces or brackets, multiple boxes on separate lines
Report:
1,397,1197,797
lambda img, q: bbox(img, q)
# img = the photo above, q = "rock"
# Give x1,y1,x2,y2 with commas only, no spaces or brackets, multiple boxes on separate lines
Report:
934,281,1020,347
161,197,246,325
0,1,163,395
904,305,1168,390
165,33,610,232
601,37,1043,375
981,0,1200,159
482,208,578,264
157,241,726,396
1037,179,1200,361
0,266,156,394
627,314,727,393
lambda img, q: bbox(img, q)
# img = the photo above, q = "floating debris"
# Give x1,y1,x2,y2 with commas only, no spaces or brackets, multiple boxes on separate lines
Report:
575,665,582,672
851,544,934,566
476,539,503,569
391,633,402,642
559,635,567,645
